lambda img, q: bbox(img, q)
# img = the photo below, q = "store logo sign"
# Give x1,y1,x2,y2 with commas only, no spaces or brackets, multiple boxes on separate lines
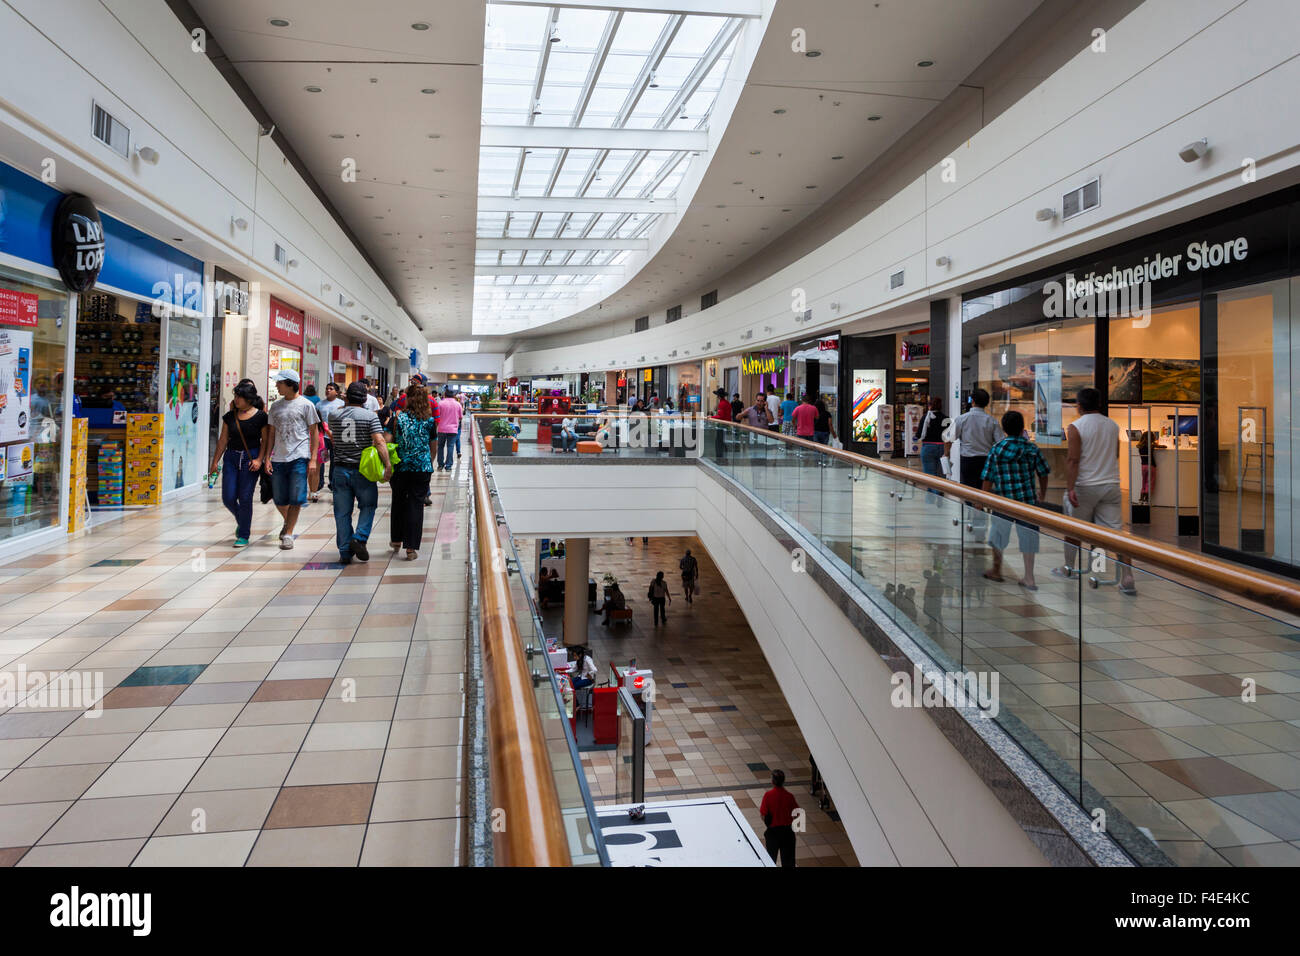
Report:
52,194,106,292
817,338,838,352
269,298,304,347
742,353,786,375
900,340,929,362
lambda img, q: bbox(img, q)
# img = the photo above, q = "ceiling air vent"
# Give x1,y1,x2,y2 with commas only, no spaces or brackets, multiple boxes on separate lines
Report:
890,270,905,290
274,243,288,266
1062,177,1100,220
92,102,131,158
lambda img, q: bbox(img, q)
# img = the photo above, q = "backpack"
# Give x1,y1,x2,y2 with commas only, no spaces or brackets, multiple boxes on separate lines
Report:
647,582,656,600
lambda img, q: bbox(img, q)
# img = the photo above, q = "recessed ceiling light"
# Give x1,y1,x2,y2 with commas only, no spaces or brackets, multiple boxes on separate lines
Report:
330,133,345,139
363,194,374,199
421,88,436,94
304,86,322,93
411,22,430,31
749,150,761,156
773,108,786,115
428,133,441,139
805,185,817,189
868,115,882,121
831,155,844,160
917,59,934,68
805,50,822,58
782,208,791,212
268,17,290,28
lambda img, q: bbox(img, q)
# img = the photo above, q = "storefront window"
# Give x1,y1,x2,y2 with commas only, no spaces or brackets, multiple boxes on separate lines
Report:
75,291,160,510
1205,279,1293,564
165,313,201,490
0,264,68,542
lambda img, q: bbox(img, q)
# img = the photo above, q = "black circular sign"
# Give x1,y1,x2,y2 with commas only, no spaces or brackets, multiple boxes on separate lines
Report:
52,194,106,292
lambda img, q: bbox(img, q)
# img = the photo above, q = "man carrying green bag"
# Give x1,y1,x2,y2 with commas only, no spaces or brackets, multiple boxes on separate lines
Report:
327,382,391,563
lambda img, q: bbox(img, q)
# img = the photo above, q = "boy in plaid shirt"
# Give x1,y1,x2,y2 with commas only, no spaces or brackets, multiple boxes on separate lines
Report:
981,410,1050,590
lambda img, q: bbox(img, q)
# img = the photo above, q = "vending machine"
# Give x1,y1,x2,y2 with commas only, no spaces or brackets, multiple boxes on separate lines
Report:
876,404,894,454
903,404,923,457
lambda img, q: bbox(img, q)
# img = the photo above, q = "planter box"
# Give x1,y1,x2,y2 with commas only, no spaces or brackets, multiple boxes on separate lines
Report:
486,436,518,455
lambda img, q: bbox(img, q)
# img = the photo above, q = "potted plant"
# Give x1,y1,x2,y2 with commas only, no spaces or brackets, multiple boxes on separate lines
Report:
486,418,517,455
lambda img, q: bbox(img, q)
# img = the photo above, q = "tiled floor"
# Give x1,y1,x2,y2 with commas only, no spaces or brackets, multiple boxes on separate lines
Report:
525,535,858,867
705,441,1300,866
0,453,469,866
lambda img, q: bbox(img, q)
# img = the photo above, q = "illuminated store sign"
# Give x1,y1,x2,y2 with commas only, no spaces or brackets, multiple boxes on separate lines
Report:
742,353,786,375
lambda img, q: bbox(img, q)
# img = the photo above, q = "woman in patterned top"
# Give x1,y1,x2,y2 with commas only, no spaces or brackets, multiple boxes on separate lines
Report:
388,383,439,560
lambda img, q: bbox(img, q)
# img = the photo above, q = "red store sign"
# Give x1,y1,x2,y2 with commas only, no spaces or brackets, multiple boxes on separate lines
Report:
332,346,365,366
269,297,304,349
0,287,39,328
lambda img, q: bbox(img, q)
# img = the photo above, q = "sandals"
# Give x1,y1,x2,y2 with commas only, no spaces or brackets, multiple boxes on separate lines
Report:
406,549,419,561
983,570,1005,582
390,542,402,553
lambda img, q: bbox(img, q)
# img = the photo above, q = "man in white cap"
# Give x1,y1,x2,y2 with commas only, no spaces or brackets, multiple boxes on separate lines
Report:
263,368,318,549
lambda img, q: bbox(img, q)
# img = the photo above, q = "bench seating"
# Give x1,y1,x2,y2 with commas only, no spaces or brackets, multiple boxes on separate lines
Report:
607,608,633,628
577,440,603,454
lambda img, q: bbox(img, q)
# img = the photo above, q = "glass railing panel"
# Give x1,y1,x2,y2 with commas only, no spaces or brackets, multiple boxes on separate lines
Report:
820,452,854,571
849,465,897,609
1079,554,1300,867
795,439,825,550
891,476,965,671
959,509,1084,806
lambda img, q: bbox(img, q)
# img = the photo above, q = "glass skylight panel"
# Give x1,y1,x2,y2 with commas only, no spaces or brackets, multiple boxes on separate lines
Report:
611,13,670,55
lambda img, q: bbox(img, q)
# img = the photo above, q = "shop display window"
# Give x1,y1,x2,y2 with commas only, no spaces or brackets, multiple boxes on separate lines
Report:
0,264,69,542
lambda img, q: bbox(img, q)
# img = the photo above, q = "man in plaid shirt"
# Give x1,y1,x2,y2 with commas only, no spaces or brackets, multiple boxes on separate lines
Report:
981,410,1050,590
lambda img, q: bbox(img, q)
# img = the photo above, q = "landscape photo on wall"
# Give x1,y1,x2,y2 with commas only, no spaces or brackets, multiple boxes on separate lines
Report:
1141,358,1201,403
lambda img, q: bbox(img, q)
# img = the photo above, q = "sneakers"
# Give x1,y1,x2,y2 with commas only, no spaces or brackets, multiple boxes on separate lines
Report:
424,495,432,505
338,554,351,565
234,537,249,548
352,539,370,562
279,535,294,550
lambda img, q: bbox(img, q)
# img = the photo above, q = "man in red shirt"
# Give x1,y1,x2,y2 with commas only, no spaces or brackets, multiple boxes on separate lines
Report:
711,388,732,461
790,394,817,440
758,769,800,867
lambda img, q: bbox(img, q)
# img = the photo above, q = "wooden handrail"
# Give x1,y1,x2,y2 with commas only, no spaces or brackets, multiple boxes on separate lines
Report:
474,412,1300,617
471,418,571,866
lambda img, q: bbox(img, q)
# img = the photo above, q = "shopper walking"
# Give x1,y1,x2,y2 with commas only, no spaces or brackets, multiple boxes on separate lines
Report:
813,398,837,446
263,369,318,550
1052,387,1137,593
780,391,798,435
318,382,344,492
388,382,438,561
946,387,1003,534
916,396,947,500
765,389,782,432
791,393,817,441
759,769,800,867
679,548,699,604
327,382,391,563
435,387,463,472
208,381,267,547
648,571,672,624
981,410,1050,591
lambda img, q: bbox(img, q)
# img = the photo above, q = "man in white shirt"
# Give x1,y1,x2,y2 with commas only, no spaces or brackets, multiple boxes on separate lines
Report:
766,389,782,432
263,369,319,549
1052,387,1137,594
946,387,1004,534
362,379,381,413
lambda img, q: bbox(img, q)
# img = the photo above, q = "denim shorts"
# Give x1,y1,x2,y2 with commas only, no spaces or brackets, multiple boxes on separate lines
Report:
271,457,309,507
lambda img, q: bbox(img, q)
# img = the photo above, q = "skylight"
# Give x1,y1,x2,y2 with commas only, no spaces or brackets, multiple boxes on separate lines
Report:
473,2,745,334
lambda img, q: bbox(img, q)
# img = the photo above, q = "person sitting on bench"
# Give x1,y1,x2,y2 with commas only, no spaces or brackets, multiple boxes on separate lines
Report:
600,582,626,626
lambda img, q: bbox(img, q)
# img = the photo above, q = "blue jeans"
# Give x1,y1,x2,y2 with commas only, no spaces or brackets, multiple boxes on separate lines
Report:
920,443,944,498
270,457,309,507
221,448,260,538
454,427,462,457
333,465,377,560
560,430,576,452
437,433,455,470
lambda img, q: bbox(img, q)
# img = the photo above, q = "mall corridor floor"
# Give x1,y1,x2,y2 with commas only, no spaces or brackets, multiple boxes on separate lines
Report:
532,536,859,867
0,462,469,866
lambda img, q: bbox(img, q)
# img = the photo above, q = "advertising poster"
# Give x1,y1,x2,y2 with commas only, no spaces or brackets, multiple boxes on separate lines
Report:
6,441,32,477
1033,361,1063,443
0,327,32,445
165,360,199,489
851,369,886,442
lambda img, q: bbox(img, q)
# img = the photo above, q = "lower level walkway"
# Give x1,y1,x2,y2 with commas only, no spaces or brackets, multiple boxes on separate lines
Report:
528,535,858,867
0,456,469,866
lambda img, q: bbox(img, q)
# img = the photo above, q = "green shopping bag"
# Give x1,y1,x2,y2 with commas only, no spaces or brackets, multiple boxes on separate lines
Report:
359,443,400,482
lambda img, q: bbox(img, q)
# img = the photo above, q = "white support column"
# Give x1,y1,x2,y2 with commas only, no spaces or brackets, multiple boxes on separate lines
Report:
564,537,591,646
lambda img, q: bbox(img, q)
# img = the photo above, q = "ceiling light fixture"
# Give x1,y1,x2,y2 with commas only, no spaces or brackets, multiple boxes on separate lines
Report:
134,145,160,164
935,255,951,267
549,26,561,44
329,133,344,139
1179,138,1209,162
917,59,934,67
831,155,844,160
805,50,822,58
421,88,436,95
268,17,290,28
773,108,786,115
304,86,322,93
411,21,430,31
231,216,248,231
1034,207,1057,222
868,114,882,122
648,72,659,88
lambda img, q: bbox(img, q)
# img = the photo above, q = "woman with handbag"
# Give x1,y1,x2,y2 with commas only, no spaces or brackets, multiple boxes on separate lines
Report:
208,381,268,547
388,382,438,560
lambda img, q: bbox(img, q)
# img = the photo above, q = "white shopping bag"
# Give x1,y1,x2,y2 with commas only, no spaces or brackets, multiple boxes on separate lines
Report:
939,456,952,478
